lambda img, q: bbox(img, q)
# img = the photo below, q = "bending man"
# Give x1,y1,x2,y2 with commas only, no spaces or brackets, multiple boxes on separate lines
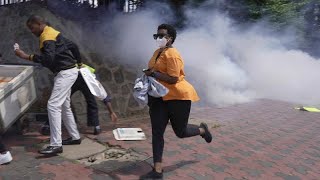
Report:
14,15,81,155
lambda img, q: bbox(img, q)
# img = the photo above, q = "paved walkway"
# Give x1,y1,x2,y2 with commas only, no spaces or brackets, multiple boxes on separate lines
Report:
0,99,319,180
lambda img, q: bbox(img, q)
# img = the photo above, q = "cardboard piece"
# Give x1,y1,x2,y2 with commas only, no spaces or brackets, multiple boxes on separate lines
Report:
113,128,146,141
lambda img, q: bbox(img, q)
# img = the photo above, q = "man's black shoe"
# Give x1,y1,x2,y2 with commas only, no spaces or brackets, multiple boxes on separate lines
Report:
62,137,81,145
139,169,163,180
38,146,63,155
40,126,50,136
200,122,213,143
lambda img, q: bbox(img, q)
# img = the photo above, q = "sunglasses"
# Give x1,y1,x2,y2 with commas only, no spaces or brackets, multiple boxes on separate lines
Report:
153,33,168,40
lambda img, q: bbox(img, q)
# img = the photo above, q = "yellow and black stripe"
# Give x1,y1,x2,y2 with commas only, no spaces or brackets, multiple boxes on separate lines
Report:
39,26,60,49
31,26,82,73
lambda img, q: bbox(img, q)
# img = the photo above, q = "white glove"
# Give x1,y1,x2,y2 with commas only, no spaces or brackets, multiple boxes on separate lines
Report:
13,43,20,51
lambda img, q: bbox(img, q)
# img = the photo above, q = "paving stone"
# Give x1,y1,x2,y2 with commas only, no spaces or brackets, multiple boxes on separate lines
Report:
163,170,178,179
240,167,264,177
224,177,239,180
207,164,229,173
208,147,224,154
231,137,243,142
92,160,139,173
58,138,107,160
163,150,180,157
309,146,320,152
2,99,320,179
220,131,233,135
286,164,311,175
247,144,263,151
0,147,63,180
287,143,300,149
222,142,235,147
306,151,320,158
279,149,293,155
275,172,301,180
257,140,272,145
192,153,210,160
223,156,241,164
178,143,193,150
131,147,149,153
89,174,114,180
256,160,275,168
188,173,212,180
302,158,317,165
269,154,286,160
235,149,254,157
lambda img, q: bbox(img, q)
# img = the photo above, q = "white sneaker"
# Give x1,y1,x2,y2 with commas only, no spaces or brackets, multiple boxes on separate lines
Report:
0,151,12,165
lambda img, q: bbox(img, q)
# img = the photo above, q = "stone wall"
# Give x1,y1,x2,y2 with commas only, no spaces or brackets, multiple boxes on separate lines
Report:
0,1,148,124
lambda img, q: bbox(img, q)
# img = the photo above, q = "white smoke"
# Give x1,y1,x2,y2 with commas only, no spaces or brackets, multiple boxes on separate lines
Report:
95,2,173,69
96,1,320,106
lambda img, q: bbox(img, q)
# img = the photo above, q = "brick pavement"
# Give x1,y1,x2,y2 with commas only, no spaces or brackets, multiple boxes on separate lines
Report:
0,99,319,180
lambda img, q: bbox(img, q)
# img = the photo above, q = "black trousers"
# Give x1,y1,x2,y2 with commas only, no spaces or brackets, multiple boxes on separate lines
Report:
148,96,200,163
0,137,6,153
72,73,99,127
45,73,99,127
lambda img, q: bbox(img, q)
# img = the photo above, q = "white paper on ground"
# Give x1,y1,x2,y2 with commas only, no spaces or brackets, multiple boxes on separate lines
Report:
113,128,146,141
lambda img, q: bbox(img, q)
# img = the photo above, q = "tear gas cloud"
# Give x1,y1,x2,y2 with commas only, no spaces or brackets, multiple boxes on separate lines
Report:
95,1,320,106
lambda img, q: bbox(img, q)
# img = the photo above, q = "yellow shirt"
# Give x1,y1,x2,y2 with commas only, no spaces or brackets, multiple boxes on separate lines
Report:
148,47,200,102
39,26,60,49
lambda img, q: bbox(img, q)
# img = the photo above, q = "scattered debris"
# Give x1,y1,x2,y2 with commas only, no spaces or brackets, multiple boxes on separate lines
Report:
212,124,222,128
78,147,148,166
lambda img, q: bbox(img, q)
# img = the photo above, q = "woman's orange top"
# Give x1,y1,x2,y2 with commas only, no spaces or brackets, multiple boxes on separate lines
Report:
148,47,200,102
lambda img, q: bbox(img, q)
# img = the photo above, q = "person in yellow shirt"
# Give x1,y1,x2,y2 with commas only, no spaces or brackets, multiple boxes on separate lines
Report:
140,24,212,179
14,15,82,155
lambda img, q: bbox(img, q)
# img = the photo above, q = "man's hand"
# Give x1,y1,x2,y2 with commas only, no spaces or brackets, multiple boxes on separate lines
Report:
105,101,117,123
14,43,30,60
14,49,28,59
110,112,118,123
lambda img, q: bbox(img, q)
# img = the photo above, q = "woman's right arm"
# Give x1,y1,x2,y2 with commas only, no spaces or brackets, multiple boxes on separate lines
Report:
151,71,178,84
